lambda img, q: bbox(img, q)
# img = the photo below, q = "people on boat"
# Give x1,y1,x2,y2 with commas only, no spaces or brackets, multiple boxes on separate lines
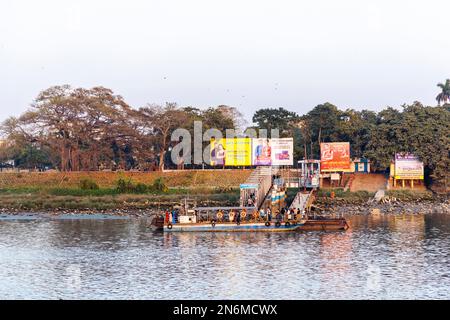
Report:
236,210,241,224
250,193,257,206
267,208,272,221
276,210,282,222
247,197,254,207
171,209,177,224
165,210,170,223
289,208,295,220
259,208,266,221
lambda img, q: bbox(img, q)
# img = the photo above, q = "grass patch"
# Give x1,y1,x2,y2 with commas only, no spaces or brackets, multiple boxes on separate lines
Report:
48,188,119,196
386,190,434,201
0,187,41,194
0,186,240,211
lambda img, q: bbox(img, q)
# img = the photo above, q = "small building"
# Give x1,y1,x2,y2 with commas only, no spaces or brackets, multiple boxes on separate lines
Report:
353,158,370,173
298,160,320,188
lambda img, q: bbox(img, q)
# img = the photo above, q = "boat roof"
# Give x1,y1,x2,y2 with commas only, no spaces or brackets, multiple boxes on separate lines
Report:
193,206,256,211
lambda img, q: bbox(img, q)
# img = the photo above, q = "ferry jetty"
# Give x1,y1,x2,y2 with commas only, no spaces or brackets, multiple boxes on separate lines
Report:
151,163,349,233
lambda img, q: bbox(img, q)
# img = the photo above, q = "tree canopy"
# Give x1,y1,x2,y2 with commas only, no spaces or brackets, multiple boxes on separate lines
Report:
436,79,450,106
1,84,448,187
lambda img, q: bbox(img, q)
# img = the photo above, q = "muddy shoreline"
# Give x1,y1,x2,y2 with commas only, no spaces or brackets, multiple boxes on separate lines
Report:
0,197,449,218
317,197,450,216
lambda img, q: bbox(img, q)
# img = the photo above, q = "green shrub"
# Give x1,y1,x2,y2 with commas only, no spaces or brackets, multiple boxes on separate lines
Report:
116,178,155,194
79,178,99,190
152,178,168,193
116,178,135,193
134,183,149,194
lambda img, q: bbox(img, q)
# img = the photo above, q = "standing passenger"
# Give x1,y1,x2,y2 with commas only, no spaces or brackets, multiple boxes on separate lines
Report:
276,210,282,222
165,210,170,223
259,208,266,221
172,209,177,224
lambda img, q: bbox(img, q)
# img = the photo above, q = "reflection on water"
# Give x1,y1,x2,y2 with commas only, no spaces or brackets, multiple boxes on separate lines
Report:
0,214,449,299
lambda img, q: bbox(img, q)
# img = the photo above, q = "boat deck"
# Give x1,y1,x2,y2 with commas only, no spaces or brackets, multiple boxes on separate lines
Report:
164,220,304,232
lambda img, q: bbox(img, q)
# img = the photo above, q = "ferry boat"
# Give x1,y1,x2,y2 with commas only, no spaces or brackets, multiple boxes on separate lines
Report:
150,205,306,232
162,220,304,232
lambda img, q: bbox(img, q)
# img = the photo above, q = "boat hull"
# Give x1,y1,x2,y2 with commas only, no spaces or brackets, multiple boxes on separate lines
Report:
297,218,350,231
163,221,304,232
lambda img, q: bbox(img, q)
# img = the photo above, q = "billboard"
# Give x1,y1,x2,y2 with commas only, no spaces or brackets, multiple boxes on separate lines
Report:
210,138,252,166
252,138,293,166
320,142,351,172
270,138,294,166
394,153,424,180
252,138,272,166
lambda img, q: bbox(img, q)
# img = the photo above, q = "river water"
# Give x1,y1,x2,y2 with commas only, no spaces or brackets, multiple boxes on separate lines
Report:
0,214,449,300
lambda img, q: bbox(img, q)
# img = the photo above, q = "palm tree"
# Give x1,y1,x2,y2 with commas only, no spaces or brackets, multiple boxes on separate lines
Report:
436,79,450,106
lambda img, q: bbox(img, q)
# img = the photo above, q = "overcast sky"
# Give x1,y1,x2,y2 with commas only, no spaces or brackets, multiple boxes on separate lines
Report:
1,0,449,124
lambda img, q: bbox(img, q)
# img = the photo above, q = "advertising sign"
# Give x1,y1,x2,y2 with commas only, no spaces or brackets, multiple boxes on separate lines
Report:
252,138,272,165
320,142,351,172
394,153,424,179
252,138,294,166
270,138,294,166
210,138,252,166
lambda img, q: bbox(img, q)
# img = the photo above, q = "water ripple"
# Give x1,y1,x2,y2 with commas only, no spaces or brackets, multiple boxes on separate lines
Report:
0,214,449,299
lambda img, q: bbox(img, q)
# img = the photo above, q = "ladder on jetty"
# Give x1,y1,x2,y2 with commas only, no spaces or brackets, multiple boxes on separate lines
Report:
240,166,278,210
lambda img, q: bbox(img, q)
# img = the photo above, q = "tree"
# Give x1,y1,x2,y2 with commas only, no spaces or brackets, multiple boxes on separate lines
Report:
436,79,450,106
364,107,403,170
138,103,189,171
398,102,449,188
1,85,137,171
202,106,236,132
252,107,299,137
296,103,341,159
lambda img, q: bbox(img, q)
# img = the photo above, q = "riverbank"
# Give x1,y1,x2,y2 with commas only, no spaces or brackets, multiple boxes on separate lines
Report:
0,187,240,215
0,170,248,214
0,180,448,217
316,190,450,215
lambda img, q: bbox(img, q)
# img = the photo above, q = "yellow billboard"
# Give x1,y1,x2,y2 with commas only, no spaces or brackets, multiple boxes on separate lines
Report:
394,153,424,180
210,138,252,166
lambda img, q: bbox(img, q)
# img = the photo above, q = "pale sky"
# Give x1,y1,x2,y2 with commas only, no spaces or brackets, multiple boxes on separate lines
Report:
1,0,449,124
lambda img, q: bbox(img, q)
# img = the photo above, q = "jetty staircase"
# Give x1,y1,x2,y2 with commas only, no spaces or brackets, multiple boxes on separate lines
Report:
289,190,315,213
240,166,278,210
